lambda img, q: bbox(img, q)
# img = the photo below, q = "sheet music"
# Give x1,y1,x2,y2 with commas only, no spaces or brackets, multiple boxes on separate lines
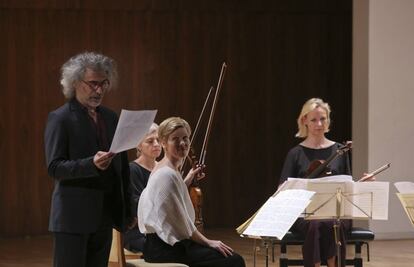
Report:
286,175,353,187
395,182,414,193
312,175,354,182
242,189,315,240
283,178,389,220
397,193,414,226
344,191,373,219
109,110,157,153
283,178,308,190
351,182,389,220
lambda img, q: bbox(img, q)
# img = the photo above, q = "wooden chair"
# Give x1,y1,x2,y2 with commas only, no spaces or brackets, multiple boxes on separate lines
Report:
108,229,189,267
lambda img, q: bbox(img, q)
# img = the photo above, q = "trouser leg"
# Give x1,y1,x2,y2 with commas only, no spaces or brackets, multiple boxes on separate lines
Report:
53,232,87,267
53,228,111,267
85,227,112,267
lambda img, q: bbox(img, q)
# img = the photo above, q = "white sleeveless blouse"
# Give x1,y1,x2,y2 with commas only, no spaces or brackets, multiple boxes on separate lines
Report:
138,166,196,245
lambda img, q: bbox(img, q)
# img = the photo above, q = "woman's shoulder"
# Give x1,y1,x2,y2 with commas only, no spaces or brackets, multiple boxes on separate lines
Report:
129,161,140,169
151,165,179,180
330,141,346,150
149,166,183,193
286,144,306,155
129,161,151,173
281,144,306,165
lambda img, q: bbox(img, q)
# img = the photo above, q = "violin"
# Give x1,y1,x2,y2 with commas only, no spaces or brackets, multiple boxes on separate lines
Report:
187,148,204,232
305,142,352,178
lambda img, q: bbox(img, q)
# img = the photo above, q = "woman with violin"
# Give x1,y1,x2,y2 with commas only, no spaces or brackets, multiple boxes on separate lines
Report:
138,117,245,267
280,98,373,267
125,123,206,253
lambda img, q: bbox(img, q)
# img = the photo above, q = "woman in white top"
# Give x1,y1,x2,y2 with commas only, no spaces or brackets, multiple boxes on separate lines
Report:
138,117,245,267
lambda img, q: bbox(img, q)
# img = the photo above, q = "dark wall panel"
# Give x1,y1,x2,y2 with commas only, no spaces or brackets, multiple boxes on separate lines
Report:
0,0,352,236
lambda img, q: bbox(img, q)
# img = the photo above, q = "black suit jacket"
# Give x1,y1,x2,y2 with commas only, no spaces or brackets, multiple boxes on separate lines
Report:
44,98,130,234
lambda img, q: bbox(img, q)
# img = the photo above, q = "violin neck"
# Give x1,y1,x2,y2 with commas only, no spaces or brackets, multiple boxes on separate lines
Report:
191,176,200,187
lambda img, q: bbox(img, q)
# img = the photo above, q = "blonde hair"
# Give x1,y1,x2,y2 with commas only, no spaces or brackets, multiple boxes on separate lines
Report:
296,98,331,138
136,123,159,157
158,117,191,143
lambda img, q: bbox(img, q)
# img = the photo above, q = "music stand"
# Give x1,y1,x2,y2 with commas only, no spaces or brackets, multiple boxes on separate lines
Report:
237,189,315,267
238,179,389,267
304,181,374,267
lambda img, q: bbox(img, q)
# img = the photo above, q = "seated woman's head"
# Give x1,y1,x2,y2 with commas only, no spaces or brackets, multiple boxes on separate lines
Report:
158,117,192,159
136,123,161,159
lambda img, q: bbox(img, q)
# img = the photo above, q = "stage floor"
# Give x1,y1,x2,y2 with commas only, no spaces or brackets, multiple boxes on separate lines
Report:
0,228,413,267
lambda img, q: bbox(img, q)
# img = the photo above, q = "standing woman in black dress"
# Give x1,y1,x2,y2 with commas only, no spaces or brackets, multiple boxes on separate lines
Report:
280,98,353,267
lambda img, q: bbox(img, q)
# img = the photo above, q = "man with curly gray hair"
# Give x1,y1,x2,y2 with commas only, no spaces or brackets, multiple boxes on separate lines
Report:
44,52,131,267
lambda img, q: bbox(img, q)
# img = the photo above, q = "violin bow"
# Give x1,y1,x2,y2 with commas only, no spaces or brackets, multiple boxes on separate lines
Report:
180,86,214,174
199,62,227,165
190,86,214,149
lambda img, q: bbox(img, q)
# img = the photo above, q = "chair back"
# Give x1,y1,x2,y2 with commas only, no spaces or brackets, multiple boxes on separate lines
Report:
108,229,188,267
109,229,140,267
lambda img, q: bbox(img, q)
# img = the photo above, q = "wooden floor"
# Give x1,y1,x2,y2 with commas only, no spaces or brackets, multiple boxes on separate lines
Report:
0,228,413,267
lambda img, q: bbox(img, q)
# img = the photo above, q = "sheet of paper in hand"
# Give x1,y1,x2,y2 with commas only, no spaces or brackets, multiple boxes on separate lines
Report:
110,109,157,153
